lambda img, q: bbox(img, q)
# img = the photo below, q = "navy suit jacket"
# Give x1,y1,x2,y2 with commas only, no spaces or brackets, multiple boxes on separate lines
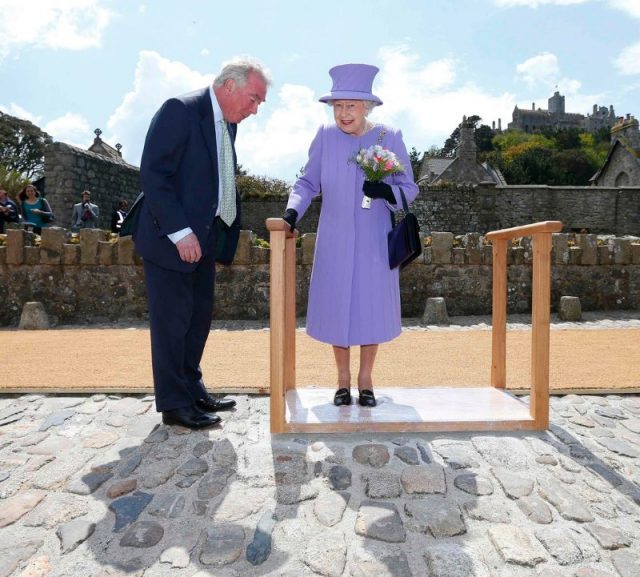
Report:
132,87,241,271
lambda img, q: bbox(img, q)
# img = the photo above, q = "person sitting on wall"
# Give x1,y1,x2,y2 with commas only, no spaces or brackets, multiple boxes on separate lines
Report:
111,199,129,233
0,189,20,233
72,190,100,229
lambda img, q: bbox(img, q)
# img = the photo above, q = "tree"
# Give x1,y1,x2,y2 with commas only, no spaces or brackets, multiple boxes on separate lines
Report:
441,115,483,156
0,165,29,199
0,112,52,180
474,124,495,153
408,146,422,181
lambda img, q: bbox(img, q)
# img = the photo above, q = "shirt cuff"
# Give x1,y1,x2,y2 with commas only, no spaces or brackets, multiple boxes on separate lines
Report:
167,227,193,244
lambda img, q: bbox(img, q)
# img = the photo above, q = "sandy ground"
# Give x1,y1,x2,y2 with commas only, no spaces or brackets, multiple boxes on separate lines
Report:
1,325,638,394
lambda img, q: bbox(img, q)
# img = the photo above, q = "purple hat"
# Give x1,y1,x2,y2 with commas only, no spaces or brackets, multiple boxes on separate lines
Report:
318,63,383,105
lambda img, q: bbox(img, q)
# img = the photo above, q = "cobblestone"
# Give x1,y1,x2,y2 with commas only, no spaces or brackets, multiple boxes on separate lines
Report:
1,385,640,576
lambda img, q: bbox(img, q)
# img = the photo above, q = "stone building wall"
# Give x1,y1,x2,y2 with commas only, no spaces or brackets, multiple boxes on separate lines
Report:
413,184,640,236
43,142,140,231
1,227,638,326
243,184,640,240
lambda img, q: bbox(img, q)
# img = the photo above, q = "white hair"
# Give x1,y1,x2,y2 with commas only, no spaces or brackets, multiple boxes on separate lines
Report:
327,100,376,115
214,56,272,88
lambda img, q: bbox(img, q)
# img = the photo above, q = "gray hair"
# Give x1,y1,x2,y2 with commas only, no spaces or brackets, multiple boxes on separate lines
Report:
327,100,377,115
214,56,272,89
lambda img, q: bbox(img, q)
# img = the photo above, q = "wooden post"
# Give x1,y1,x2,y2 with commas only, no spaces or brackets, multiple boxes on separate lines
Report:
491,239,507,389
530,232,552,428
266,218,296,433
284,234,296,392
486,221,562,430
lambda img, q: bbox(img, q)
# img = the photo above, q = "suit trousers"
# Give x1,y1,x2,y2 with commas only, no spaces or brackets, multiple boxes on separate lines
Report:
143,252,215,412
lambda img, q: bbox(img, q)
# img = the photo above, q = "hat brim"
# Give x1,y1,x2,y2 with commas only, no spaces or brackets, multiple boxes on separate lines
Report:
318,91,383,105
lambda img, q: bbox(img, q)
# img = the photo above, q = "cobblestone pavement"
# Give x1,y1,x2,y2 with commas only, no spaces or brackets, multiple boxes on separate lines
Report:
1,389,640,577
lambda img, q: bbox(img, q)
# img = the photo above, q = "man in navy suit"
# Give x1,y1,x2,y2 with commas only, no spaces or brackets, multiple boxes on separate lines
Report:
132,57,270,429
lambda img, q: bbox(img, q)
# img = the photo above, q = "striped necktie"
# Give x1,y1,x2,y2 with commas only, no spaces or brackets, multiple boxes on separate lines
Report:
218,119,237,226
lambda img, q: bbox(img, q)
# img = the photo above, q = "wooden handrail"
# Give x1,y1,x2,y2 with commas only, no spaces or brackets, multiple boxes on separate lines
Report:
489,220,560,430
266,217,297,433
486,221,562,241
266,218,296,237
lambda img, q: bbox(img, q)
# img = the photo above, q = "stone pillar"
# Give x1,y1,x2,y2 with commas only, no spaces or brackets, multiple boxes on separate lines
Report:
6,229,25,265
301,234,316,265
576,234,597,265
422,297,449,325
558,296,582,322
116,236,135,265
80,228,102,265
40,227,67,265
431,232,453,264
233,230,253,265
19,302,50,329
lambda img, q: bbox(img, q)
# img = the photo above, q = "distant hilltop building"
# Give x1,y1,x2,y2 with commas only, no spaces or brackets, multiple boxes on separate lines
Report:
509,91,616,133
418,116,506,186
590,114,640,187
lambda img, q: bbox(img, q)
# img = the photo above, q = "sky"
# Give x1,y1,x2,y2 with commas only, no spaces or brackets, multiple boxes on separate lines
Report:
1,0,639,182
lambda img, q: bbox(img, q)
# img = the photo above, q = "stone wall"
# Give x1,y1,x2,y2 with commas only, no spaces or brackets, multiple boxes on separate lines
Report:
43,142,140,231
413,184,640,236
242,184,640,240
241,197,321,240
1,227,639,326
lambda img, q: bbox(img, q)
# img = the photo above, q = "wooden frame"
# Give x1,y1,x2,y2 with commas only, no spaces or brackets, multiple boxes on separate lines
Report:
266,218,562,434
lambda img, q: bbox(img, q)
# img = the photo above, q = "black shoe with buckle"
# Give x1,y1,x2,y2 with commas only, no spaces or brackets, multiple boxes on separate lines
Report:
333,388,352,406
195,393,237,412
358,389,377,407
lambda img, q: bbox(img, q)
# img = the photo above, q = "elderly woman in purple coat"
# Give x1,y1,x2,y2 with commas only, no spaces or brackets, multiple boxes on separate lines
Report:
282,63,419,408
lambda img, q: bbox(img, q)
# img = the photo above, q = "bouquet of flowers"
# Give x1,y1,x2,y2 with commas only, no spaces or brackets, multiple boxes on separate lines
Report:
354,145,404,182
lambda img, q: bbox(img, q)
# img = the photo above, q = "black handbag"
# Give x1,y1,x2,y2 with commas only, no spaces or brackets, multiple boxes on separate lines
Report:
387,188,421,270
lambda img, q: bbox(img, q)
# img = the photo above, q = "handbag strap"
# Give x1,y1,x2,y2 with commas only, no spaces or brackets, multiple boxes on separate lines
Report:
389,187,411,229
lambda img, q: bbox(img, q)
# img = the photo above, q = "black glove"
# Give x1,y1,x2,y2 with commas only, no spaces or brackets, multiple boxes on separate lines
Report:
282,208,298,232
363,180,395,204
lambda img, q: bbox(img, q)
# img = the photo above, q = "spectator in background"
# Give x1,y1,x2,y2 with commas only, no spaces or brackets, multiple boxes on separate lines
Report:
19,184,54,234
0,189,20,233
111,199,129,233
71,190,100,229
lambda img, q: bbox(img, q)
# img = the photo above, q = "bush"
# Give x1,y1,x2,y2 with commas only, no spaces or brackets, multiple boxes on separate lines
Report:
236,174,290,199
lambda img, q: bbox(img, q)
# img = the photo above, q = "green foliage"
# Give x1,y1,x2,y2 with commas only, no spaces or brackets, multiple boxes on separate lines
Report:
408,146,422,181
0,111,52,180
486,127,609,185
0,165,30,198
236,173,291,199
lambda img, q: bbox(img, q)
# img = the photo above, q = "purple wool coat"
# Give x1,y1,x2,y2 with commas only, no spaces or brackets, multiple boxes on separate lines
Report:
287,123,419,347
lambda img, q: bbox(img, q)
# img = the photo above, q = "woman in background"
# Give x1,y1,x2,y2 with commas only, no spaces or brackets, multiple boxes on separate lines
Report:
19,184,53,234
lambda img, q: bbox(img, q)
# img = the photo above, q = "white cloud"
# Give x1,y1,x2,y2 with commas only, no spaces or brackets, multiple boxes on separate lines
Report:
373,44,514,151
515,52,561,87
0,102,41,124
494,0,589,7
0,0,114,59
237,84,327,178
614,41,640,75
44,113,91,148
105,50,325,178
609,0,640,18
106,51,210,166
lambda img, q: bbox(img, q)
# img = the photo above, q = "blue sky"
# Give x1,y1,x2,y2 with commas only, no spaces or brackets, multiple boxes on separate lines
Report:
1,0,639,181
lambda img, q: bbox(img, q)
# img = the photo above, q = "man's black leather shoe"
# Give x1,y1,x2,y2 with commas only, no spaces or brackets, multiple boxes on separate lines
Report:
195,393,236,412
162,406,221,429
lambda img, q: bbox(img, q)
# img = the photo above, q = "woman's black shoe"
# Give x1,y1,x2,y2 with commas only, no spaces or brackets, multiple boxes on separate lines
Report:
333,388,352,406
358,389,377,407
